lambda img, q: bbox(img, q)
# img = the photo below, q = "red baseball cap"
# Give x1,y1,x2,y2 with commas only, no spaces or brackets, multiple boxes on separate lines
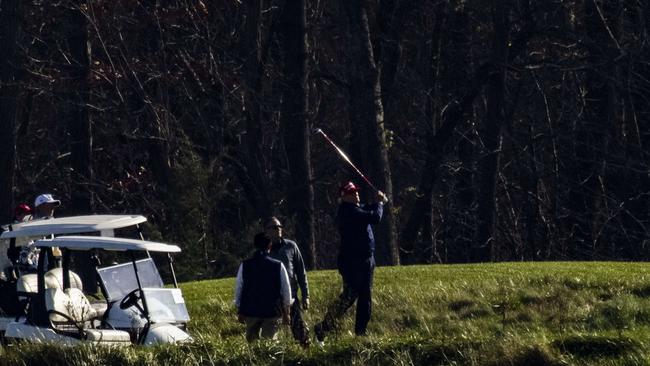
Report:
339,181,358,197
14,204,32,216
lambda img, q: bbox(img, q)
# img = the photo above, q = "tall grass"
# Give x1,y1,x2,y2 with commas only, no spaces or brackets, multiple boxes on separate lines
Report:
3,262,650,365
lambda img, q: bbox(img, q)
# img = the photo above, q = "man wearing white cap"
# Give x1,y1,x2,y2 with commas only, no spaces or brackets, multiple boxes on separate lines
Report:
27,193,63,270
33,193,61,219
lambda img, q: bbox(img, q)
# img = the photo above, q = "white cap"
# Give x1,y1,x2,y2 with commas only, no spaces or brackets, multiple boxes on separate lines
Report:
34,194,61,208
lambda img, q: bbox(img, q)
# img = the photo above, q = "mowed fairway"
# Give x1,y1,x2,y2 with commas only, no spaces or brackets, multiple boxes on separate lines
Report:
3,262,650,365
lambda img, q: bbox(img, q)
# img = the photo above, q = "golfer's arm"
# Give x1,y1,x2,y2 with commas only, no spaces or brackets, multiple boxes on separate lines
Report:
352,203,383,224
279,263,292,307
233,264,243,308
294,248,309,299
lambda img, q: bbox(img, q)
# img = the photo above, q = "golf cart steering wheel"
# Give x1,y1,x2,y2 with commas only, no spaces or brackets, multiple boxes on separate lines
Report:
120,288,144,313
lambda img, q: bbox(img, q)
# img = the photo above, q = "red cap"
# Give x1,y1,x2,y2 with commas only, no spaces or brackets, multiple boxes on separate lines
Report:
339,181,358,197
14,204,32,216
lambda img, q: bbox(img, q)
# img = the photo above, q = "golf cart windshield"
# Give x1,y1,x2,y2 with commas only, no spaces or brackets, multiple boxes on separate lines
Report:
98,258,164,302
143,288,190,323
97,258,190,324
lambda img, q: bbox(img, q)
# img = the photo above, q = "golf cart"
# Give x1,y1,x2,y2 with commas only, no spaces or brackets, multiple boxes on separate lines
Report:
0,215,148,335
3,236,191,345
0,215,189,344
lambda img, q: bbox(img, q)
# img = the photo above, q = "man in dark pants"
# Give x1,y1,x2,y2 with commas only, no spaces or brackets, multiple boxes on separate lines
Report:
314,181,388,344
234,233,292,342
265,216,311,347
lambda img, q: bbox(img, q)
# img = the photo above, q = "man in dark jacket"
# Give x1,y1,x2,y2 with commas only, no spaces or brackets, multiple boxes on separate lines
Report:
314,181,388,344
234,233,292,342
265,216,310,346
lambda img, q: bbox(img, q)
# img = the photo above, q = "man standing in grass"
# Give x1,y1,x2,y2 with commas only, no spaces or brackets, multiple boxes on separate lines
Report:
265,216,311,347
234,233,292,342
314,181,388,344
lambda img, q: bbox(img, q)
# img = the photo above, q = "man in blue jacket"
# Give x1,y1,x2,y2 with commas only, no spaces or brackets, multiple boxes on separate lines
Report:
266,216,311,347
234,233,292,342
314,181,388,344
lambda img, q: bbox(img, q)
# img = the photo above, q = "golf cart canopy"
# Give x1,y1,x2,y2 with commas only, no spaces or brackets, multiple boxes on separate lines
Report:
0,215,147,239
34,236,181,253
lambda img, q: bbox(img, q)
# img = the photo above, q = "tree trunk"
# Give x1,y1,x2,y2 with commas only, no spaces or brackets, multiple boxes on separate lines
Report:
346,0,399,266
278,0,316,269
63,1,95,293
523,125,541,260
240,0,271,218
411,1,446,264
566,0,620,259
65,1,93,215
472,1,509,262
399,2,534,258
442,5,474,263
400,62,492,252
0,0,20,222
377,0,414,107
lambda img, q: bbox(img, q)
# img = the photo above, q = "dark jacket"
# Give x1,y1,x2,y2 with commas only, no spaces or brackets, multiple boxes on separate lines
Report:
270,238,309,299
337,202,383,269
239,251,284,318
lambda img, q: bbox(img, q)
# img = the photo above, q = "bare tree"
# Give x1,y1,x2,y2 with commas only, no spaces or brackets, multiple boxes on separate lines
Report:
239,0,272,218
64,1,93,214
0,0,20,222
62,0,95,293
278,0,316,268
473,1,510,262
564,0,621,259
346,0,399,265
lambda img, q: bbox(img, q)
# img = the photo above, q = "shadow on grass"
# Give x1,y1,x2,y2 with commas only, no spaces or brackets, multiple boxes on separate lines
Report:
485,345,563,366
448,299,475,312
552,335,639,359
448,299,492,320
282,339,479,366
631,285,650,298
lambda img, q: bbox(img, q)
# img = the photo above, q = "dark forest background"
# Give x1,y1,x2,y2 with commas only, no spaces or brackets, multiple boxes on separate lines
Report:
1,0,649,281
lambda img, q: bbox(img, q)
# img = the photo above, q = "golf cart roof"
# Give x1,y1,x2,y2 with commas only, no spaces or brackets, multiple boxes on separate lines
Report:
35,236,181,253
0,215,147,239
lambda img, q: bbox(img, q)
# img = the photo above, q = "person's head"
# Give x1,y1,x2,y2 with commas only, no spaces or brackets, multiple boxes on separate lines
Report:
254,232,272,252
339,181,360,204
14,204,32,222
264,217,283,241
34,193,61,218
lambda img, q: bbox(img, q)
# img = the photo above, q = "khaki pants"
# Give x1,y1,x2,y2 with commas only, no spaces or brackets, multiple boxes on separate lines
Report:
244,316,281,342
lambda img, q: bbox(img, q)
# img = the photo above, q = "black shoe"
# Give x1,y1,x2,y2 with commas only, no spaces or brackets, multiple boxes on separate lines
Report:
355,330,368,337
314,323,325,346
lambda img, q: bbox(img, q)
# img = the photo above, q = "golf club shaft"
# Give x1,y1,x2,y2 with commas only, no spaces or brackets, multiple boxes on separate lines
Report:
314,128,379,192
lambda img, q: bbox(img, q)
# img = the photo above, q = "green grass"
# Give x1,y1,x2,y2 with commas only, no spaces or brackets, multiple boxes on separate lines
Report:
4,262,650,365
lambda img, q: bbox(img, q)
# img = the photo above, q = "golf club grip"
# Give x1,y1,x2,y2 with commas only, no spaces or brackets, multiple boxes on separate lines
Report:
314,128,379,192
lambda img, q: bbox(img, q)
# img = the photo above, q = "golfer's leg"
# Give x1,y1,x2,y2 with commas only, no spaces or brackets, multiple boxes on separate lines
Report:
245,317,263,342
354,259,375,335
290,299,310,344
260,317,281,340
318,281,358,334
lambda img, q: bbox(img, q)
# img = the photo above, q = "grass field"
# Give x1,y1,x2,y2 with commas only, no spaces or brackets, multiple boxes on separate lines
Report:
3,262,650,365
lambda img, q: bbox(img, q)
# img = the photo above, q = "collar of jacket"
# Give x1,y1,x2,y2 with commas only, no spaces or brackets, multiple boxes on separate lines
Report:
271,238,286,251
254,250,270,258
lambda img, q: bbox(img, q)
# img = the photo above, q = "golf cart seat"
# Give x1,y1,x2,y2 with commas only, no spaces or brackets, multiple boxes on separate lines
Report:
16,268,83,296
45,287,130,343
44,268,83,290
16,273,39,300
45,268,108,317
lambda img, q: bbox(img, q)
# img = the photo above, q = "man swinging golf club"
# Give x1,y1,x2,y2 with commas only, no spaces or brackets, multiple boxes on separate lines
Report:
314,181,388,345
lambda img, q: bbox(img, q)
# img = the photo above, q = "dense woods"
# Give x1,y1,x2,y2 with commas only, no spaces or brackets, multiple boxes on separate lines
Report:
1,0,648,280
